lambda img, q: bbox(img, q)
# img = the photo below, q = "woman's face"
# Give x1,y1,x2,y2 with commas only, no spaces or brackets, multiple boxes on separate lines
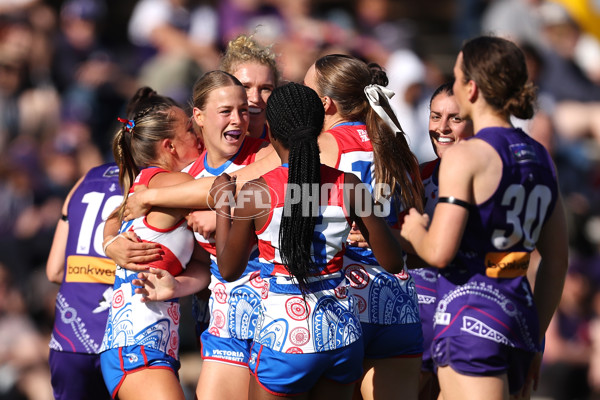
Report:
194,85,249,165
428,92,473,158
170,106,202,169
233,62,275,138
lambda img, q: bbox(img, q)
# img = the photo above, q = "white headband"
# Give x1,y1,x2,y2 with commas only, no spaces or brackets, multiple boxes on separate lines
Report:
364,84,402,136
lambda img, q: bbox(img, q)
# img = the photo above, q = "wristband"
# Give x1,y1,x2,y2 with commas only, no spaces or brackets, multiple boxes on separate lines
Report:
103,234,123,254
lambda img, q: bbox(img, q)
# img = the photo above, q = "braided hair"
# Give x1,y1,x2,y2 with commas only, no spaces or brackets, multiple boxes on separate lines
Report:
266,82,325,294
112,86,180,221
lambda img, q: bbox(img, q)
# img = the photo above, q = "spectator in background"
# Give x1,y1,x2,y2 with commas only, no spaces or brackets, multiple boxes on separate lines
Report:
127,0,220,105
0,262,53,400
52,0,129,158
0,12,60,152
536,264,593,400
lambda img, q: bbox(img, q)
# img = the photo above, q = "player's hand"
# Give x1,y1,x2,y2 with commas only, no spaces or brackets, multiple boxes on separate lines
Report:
210,173,236,206
186,210,217,239
347,222,369,248
124,185,151,221
133,268,178,302
105,231,162,272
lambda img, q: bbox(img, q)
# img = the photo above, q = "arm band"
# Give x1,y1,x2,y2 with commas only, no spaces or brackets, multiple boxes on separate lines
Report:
61,214,68,222
437,196,472,211
103,234,124,255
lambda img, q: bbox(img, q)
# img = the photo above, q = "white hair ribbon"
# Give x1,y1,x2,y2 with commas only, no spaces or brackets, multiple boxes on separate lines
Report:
364,84,402,136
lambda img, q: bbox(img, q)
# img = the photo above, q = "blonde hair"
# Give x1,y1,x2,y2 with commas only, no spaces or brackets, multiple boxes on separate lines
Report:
220,34,280,86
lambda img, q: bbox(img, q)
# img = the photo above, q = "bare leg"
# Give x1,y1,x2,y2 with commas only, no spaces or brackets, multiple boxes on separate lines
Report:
419,370,440,400
437,365,509,400
118,368,185,400
358,357,421,400
195,361,250,400
248,375,307,400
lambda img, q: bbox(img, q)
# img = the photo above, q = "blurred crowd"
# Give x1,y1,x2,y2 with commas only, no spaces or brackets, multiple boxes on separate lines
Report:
0,0,599,399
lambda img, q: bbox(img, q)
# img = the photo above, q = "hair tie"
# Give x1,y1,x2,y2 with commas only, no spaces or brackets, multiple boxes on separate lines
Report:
117,117,135,132
364,84,402,136
289,126,319,141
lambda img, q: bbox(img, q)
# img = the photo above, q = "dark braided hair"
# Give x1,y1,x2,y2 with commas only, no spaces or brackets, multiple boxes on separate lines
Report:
266,82,325,294
113,86,180,221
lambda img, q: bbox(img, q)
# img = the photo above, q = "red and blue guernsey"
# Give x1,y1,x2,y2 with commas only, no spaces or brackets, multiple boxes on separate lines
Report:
101,167,194,360
434,127,558,353
50,163,122,354
255,165,362,353
183,136,264,342
330,122,420,326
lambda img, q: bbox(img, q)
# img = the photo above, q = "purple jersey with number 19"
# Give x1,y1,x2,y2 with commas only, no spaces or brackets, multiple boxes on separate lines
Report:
49,163,122,354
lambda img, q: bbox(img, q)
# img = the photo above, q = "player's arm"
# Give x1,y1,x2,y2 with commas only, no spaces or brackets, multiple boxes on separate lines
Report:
46,176,83,284
345,173,404,274
133,244,212,301
212,175,261,282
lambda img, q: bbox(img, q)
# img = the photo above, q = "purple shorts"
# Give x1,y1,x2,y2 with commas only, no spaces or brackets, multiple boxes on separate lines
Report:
200,329,253,367
248,338,364,396
432,335,535,394
49,349,111,400
362,321,423,359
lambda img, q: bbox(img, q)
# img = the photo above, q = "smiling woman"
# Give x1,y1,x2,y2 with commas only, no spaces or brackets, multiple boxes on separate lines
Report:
178,69,274,400
220,34,280,140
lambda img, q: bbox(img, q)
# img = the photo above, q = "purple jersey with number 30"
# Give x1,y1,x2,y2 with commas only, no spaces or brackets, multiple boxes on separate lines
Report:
434,127,558,353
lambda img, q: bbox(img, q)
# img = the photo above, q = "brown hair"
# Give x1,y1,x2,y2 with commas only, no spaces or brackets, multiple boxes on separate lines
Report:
191,70,244,111
112,87,180,220
460,36,536,119
313,54,424,212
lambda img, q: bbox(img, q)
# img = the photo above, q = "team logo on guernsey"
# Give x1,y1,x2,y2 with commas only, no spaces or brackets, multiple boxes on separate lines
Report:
510,143,538,163
103,165,119,177
286,297,310,321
